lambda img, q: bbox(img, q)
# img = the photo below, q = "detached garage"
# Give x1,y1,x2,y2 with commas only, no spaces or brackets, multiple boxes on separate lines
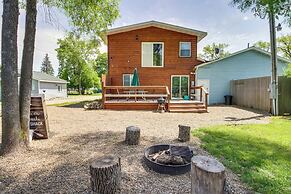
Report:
196,47,290,104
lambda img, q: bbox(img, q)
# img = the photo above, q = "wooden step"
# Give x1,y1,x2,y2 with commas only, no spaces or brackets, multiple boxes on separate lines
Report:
168,108,207,113
169,104,205,109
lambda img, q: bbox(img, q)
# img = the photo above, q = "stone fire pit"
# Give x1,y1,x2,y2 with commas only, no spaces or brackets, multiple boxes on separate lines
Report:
144,144,193,175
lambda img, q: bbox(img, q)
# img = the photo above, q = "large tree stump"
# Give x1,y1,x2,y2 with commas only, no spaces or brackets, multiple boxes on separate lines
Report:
125,126,140,145
178,125,191,142
191,155,225,194
90,155,121,194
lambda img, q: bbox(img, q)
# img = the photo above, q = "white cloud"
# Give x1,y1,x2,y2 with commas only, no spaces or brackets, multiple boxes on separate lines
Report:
243,16,249,21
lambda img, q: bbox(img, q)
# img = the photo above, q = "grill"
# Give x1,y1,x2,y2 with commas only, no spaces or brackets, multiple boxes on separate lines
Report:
157,97,165,105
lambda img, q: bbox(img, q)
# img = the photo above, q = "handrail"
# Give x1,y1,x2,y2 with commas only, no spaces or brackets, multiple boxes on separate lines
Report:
165,86,170,97
195,85,209,112
102,85,170,104
201,87,209,95
104,86,168,89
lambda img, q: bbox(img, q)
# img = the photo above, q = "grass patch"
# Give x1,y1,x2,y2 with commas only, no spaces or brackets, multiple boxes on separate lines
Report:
48,100,96,108
193,117,291,193
68,93,102,96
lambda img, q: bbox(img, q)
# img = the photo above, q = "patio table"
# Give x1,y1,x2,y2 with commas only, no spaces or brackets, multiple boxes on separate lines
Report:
123,90,148,101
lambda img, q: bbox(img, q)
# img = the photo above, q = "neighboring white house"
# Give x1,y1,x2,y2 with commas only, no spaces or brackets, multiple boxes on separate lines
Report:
31,71,68,100
0,71,68,100
196,47,290,104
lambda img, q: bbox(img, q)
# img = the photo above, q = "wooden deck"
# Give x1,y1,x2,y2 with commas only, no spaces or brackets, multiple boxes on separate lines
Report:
103,99,207,112
101,75,209,112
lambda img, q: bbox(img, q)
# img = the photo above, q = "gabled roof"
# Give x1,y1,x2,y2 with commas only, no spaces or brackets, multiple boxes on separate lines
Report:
33,71,68,84
107,20,207,42
197,46,291,68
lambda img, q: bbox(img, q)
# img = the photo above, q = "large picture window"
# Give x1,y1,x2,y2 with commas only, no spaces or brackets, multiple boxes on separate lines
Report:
123,74,133,86
179,42,191,57
142,42,164,67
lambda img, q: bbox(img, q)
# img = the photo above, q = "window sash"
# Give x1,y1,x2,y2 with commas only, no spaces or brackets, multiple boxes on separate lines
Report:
123,74,133,86
179,42,191,57
142,42,164,67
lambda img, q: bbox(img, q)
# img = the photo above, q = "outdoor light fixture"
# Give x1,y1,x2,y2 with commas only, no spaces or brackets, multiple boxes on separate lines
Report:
275,23,282,31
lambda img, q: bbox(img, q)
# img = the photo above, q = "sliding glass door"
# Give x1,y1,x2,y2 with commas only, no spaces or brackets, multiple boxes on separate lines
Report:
171,75,189,99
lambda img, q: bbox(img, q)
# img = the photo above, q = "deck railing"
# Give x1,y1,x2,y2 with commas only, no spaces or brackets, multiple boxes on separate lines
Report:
194,86,209,111
102,85,171,103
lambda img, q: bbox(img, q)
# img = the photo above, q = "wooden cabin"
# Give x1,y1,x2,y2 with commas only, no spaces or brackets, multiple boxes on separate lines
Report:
103,21,209,112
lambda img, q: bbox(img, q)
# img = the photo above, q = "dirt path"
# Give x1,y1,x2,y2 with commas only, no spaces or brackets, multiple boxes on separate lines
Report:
0,106,269,193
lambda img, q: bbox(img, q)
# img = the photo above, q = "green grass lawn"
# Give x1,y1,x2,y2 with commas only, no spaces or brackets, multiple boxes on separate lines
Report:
193,117,291,194
48,100,98,107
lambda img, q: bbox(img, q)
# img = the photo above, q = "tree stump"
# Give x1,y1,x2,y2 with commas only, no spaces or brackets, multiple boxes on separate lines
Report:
191,155,225,194
178,125,190,142
90,155,121,194
125,126,140,145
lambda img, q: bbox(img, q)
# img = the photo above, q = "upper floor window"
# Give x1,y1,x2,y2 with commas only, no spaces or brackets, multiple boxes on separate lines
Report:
179,42,191,57
123,74,133,86
142,42,164,67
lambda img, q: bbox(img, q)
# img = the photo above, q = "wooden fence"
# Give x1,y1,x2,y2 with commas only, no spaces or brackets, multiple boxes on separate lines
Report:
278,76,291,115
231,76,291,115
231,76,271,112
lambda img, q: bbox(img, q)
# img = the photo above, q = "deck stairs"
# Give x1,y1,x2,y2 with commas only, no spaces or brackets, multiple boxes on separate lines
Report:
168,100,207,113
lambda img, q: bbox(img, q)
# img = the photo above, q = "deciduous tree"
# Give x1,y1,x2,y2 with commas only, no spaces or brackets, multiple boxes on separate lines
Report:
1,0,21,155
230,0,291,26
284,64,291,77
253,41,271,51
277,34,291,60
57,34,100,94
253,34,291,59
95,53,108,77
19,0,37,146
199,43,230,61
1,0,119,155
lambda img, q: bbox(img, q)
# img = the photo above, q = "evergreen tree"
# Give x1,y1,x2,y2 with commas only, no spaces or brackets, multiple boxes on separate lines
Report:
41,54,54,75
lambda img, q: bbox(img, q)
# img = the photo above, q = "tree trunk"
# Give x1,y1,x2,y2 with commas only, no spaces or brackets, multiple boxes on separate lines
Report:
79,71,82,95
1,0,21,155
178,125,190,142
191,155,225,194
125,126,140,145
19,0,37,146
90,155,121,194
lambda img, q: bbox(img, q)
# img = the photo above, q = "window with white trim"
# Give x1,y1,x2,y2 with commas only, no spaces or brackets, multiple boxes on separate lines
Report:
142,42,164,67
179,42,191,57
123,74,133,86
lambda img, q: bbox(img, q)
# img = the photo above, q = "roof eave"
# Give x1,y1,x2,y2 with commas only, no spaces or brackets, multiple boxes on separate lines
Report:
197,47,291,69
37,79,68,84
106,21,207,42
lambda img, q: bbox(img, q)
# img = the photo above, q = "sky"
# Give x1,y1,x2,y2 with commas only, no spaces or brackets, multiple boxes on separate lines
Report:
0,0,290,75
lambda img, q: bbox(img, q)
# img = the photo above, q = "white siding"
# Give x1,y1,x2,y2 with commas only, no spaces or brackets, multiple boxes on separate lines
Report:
39,81,67,100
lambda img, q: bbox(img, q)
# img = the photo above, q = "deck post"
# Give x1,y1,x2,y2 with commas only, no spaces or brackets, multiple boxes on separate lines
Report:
205,93,208,112
200,87,202,101
101,74,106,108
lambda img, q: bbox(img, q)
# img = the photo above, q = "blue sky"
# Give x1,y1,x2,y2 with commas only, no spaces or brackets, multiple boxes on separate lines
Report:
1,0,290,74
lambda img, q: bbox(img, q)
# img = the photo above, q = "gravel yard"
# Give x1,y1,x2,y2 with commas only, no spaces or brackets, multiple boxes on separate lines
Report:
0,105,269,193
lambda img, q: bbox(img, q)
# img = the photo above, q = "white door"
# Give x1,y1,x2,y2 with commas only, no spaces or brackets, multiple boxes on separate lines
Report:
196,79,210,102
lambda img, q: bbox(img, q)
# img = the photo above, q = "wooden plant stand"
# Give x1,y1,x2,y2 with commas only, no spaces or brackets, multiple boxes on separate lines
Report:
191,155,225,194
90,155,121,194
